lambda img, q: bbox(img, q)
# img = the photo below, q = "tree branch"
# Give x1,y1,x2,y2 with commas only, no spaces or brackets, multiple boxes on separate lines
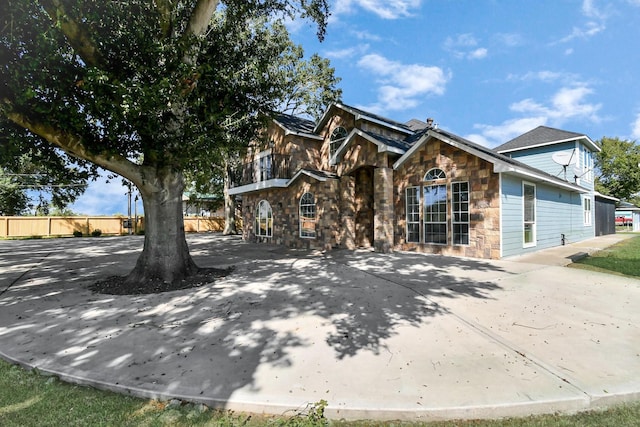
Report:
3,104,142,187
154,0,175,38
39,0,104,67
184,0,219,38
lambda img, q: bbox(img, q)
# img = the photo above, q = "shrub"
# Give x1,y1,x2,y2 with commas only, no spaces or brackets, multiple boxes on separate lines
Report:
91,229,102,237
73,230,83,237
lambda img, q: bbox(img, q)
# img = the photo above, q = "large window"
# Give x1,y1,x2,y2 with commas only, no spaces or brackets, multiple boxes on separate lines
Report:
405,187,420,243
299,192,316,238
256,200,272,237
523,183,536,247
583,196,592,226
424,185,447,244
452,182,469,245
330,126,348,160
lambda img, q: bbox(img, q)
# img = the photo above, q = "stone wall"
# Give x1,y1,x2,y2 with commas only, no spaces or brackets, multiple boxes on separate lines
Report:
241,175,341,251
393,138,501,259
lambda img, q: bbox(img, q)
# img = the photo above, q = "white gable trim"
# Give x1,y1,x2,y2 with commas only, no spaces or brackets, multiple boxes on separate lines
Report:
393,130,589,194
498,136,600,154
314,103,413,136
331,128,405,165
227,179,289,195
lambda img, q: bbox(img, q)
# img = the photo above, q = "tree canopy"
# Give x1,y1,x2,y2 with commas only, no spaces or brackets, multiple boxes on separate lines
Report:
0,0,330,289
595,137,640,204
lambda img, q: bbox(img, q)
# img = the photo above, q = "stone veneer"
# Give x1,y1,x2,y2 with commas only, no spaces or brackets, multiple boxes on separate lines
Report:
393,138,501,259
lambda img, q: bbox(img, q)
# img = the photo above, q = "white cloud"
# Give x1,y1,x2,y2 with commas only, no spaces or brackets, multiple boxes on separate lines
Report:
325,44,370,60
334,0,422,19
70,171,134,216
507,70,567,83
632,113,640,140
351,29,382,41
494,33,523,47
557,21,606,43
443,33,488,60
356,54,450,113
469,85,602,147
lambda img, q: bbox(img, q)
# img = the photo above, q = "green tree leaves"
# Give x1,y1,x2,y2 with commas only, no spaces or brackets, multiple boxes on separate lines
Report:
595,137,640,203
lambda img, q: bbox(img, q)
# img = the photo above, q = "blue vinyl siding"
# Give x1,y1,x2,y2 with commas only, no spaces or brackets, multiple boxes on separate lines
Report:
507,141,576,178
501,174,595,258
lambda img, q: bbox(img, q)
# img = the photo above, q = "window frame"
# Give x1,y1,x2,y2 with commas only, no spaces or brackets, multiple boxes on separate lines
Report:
405,186,421,243
299,192,317,238
523,182,536,248
583,196,592,226
329,126,348,161
452,181,470,246
255,200,273,238
424,168,446,181
423,184,448,245
256,150,272,182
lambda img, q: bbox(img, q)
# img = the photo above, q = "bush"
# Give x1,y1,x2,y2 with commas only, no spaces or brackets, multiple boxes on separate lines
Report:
73,230,83,237
91,229,102,237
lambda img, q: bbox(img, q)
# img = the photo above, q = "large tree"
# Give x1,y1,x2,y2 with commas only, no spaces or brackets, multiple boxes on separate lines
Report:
0,1,328,288
595,137,640,203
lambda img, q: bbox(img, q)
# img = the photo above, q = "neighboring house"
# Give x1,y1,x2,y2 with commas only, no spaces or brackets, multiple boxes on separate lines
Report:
229,103,600,259
615,201,640,232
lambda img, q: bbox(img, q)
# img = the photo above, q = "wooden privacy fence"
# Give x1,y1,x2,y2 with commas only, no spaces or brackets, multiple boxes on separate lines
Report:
0,216,232,238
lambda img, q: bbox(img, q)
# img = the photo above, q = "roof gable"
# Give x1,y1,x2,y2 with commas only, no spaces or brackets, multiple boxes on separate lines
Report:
495,125,600,153
394,128,588,194
314,102,414,135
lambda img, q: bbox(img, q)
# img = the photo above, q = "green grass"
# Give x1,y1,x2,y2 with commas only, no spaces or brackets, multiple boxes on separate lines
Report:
2,360,640,427
570,234,640,278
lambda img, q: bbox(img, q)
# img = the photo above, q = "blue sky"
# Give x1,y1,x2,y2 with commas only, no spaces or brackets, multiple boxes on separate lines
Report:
70,0,640,215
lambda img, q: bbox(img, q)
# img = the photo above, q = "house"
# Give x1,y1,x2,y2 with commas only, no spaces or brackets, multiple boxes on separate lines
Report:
615,201,640,232
228,103,600,259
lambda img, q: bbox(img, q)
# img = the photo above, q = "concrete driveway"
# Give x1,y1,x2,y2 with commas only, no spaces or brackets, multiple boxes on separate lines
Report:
0,234,638,421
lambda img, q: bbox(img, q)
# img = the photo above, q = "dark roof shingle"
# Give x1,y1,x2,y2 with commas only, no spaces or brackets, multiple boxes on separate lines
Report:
495,126,585,153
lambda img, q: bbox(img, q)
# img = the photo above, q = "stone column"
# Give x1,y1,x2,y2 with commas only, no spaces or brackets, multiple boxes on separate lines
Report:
339,176,356,249
374,167,394,253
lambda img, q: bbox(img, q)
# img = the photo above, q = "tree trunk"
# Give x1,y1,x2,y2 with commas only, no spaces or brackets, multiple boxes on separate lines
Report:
222,156,237,235
124,169,199,286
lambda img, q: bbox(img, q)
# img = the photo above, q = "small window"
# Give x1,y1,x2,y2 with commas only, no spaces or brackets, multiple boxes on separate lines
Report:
405,187,420,243
583,196,592,226
330,126,348,159
299,192,316,238
424,168,446,181
255,200,272,237
256,150,272,181
523,183,536,247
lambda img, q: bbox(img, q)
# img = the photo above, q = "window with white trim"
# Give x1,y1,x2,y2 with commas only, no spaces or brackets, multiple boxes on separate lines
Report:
255,200,272,237
424,168,446,181
299,192,316,238
583,196,592,226
405,187,420,243
330,126,348,160
424,184,447,244
452,182,469,245
256,150,272,181
523,183,536,247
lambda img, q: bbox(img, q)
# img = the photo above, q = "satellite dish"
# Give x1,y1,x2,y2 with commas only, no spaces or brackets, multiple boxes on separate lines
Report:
552,150,577,166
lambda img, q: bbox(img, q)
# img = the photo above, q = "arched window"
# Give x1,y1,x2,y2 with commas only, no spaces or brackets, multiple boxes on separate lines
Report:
255,200,272,237
330,126,348,159
299,192,316,238
424,168,446,181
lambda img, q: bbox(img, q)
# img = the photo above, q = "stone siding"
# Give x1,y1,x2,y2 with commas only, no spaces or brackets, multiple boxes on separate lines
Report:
393,138,501,259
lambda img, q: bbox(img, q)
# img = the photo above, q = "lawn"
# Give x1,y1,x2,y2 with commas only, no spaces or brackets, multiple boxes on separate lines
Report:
2,359,640,426
570,233,640,278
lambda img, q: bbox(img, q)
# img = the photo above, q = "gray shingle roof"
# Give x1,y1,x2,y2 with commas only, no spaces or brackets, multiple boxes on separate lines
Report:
273,112,316,135
494,126,585,153
360,129,412,152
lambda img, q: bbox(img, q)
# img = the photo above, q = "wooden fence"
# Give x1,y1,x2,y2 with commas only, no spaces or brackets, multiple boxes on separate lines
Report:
0,216,232,238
